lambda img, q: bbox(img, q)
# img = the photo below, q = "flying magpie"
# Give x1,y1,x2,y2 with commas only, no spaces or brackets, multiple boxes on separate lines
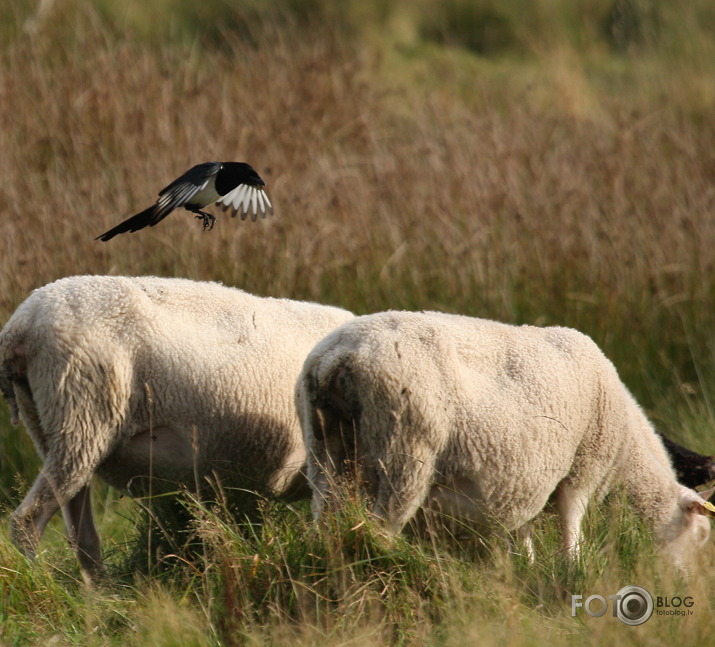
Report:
96,161,272,242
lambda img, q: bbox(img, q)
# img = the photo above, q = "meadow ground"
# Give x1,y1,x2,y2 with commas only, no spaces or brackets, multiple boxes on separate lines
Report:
0,1,714,644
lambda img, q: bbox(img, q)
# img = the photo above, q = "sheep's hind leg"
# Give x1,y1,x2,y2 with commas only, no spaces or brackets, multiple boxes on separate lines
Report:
62,484,104,584
373,448,436,535
306,405,352,521
10,473,62,561
11,456,105,583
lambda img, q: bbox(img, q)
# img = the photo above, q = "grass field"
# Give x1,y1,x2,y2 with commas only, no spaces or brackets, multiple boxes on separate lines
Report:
1,1,714,644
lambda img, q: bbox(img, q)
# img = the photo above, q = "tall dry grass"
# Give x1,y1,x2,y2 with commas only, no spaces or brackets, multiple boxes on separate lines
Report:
1,4,713,395
1,1,715,644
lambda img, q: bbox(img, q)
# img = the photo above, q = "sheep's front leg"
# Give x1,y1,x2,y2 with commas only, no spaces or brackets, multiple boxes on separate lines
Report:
62,484,104,584
515,524,535,563
555,482,590,559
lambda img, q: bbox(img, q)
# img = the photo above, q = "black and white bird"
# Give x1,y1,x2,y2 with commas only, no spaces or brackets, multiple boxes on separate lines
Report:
96,161,272,242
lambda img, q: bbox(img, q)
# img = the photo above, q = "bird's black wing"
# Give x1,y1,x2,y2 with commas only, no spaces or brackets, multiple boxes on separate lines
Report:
214,162,273,222
150,161,221,219
157,162,221,205
96,162,221,241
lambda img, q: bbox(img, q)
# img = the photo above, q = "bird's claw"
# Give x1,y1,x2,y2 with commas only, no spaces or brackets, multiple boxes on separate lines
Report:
194,213,216,231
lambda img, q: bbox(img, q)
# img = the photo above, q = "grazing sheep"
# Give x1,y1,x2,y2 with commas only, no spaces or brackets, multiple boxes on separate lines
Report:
0,275,353,581
297,311,713,568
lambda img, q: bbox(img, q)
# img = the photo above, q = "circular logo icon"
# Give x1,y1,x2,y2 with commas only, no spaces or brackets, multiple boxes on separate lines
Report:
614,585,654,626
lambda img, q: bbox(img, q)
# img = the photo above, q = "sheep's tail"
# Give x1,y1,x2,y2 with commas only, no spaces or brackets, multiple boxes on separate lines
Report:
0,313,30,427
0,370,21,426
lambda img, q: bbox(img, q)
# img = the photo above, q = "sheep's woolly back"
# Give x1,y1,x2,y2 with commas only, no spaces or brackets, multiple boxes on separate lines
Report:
0,275,354,499
299,311,710,561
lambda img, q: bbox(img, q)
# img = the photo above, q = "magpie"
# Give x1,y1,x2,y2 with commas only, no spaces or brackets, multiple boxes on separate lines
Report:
96,161,272,242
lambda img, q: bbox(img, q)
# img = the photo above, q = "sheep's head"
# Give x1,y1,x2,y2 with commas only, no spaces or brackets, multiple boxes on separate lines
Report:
658,485,714,571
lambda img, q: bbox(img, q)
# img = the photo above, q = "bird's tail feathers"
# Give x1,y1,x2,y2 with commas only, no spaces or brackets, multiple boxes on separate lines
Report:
95,205,163,241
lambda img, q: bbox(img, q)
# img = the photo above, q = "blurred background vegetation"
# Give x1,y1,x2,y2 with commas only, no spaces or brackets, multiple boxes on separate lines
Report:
0,0,714,644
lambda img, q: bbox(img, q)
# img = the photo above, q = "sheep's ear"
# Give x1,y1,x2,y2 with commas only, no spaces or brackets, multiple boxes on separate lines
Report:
696,479,715,495
696,483,715,504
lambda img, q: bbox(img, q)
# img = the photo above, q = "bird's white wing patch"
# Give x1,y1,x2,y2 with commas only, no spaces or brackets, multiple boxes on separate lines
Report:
230,185,249,212
250,188,259,219
258,190,272,213
217,184,273,220
241,187,253,217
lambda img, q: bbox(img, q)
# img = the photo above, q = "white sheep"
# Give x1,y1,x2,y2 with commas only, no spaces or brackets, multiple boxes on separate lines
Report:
297,311,714,568
0,275,353,581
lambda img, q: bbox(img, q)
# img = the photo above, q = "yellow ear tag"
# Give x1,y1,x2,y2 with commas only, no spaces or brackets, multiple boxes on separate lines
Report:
701,500,715,519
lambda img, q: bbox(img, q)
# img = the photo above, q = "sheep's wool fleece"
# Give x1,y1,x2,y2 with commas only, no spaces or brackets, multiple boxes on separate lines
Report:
3,275,353,496
304,310,678,531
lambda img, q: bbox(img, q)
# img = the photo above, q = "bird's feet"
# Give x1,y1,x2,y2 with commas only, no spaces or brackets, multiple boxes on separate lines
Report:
193,211,216,231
